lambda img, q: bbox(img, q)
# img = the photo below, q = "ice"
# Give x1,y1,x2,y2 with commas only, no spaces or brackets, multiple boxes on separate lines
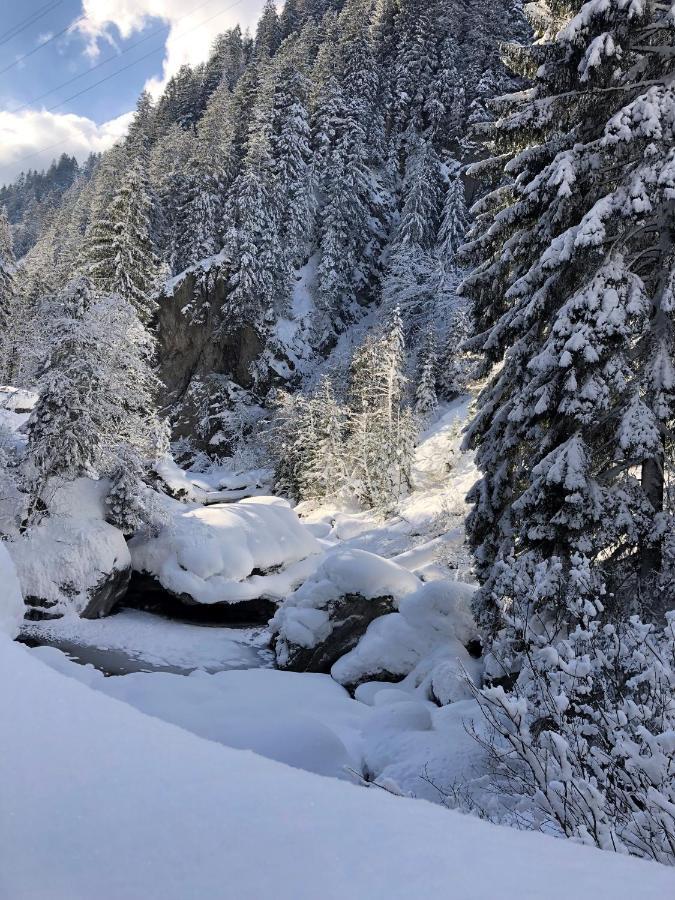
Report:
21,609,268,673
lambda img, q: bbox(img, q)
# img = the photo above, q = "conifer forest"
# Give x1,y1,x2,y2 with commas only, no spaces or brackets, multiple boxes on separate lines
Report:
2,2,675,897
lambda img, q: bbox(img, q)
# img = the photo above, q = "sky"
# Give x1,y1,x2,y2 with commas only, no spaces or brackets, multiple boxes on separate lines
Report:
0,0,270,184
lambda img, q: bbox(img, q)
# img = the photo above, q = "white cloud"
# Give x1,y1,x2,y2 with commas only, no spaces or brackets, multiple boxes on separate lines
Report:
0,1,270,183
77,0,269,94
0,109,133,182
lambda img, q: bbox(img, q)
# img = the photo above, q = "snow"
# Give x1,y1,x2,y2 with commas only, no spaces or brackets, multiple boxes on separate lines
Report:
130,496,323,605
272,548,421,661
297,398,476,578
332,580,482,703
0,385,37,451
21,609,270,673
162,248,228,297
9,517,130,617
295,547,422,602
8,478,129,618
270,254,320,376
0,543,24,637
154,455,199,501
3,638,673,900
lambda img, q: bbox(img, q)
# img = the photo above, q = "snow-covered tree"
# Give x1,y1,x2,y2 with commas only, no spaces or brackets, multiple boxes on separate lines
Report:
272,375,346,501
23,277,166,529
271,50,315,269
0,208,18,383
437,171,468,266
415,334,438,419
473,611,675,864
396,137,444,251
85,156,158,324
175,81,237,272
256,0,282,57
462,0,675,661
459,0,675,866
347,308,416,510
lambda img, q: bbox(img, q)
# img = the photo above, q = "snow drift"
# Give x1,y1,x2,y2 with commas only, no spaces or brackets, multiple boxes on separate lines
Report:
2,639,672,900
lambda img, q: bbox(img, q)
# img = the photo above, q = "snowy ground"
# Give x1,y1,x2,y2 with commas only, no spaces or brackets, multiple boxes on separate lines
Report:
8,399,675,893
20,400,487,800
298,397,476,580
3,638,673,900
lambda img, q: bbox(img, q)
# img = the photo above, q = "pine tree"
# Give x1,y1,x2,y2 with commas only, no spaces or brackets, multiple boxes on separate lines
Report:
415,334,438,419
437,170,468,266
23,277,167,529
382,245,444,341
463,0,675,657
224,64,287,333
272,375,346,501
280,0,303,39
256,0,282,57
347,307,416,510
0,208,18,383
85,156,158,323
271,51,315,270
175,81,236,272
396,137,444,251
149,124,193,275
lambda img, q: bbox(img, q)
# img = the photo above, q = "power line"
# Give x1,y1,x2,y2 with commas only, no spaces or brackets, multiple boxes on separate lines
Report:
9,0,227,115
44,0,246,114
0,12,87,77
10,23,170,114
0,0,247,178
0,1,63,49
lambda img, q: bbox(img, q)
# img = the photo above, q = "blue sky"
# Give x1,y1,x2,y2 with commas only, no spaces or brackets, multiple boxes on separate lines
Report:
0,0,269,183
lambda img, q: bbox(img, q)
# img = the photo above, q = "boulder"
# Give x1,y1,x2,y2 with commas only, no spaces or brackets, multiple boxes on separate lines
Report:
128,496,322,623
11,518,132,621
271,549,421,674
274,592,396,673
124,571,277,625
331,581,483,699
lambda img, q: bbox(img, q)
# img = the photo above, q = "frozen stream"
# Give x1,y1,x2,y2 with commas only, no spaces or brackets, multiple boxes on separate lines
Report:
20,608,273,675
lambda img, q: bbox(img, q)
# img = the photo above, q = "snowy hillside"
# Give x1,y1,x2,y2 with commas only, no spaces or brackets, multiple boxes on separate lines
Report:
4,638,674,900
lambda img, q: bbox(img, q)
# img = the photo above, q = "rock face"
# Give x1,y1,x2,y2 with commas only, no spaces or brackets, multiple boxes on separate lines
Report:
274,593,395,674
157,265,266,454
124,572,277,625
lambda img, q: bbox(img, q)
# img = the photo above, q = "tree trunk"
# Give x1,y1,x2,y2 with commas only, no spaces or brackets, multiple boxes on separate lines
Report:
640,453,664,580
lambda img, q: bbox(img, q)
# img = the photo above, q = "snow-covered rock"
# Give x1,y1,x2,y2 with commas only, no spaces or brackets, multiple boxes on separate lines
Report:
272,548,421,673
333,581,481,699
129,496,322,620
0,542,24,637
9,479,131,620
0,385,38,454
11,518,131,620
